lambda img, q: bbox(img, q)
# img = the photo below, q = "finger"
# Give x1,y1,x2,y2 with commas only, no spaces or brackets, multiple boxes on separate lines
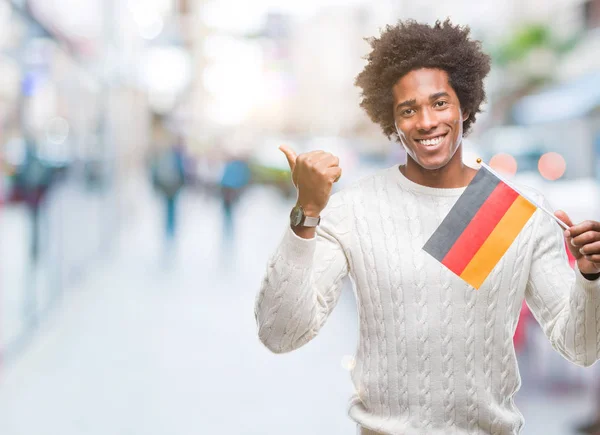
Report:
314,154,340,169
298,151,325,168
578,240,600,256
328,167,342,183
304,150,326,163
572,230,600,247
324,155,340,168
584,255,600,264
279,145,297,171
310,162,340,181
568,220,600,238
554,210,574,235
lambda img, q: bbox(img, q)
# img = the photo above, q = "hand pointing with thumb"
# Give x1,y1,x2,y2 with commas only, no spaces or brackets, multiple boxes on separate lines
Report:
279,145,342,217
280,145,297,172
279,145,298,187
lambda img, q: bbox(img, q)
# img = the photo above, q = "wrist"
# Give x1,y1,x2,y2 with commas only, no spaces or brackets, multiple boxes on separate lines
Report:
290,203,321,229
297,202,322,217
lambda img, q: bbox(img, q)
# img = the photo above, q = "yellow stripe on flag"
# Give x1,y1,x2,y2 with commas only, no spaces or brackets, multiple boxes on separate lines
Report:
460,195,536,289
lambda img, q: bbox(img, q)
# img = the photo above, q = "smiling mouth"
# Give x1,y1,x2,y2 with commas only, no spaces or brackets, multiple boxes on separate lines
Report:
416,134,447,146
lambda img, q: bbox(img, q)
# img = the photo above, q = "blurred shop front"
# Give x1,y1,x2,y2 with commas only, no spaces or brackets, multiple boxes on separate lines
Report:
0,0,153,363
505,71,600,221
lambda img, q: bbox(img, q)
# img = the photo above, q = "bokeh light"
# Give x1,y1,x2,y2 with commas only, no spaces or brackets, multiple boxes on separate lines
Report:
489,153,517,176
46,116,70,144
341,355,356,371
538,152,566,181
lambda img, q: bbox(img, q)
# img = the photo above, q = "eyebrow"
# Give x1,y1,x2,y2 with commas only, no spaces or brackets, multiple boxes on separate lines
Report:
395,92,450,112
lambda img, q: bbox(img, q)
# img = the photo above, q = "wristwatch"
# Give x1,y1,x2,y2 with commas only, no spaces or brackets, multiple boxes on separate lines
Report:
290,204,321,228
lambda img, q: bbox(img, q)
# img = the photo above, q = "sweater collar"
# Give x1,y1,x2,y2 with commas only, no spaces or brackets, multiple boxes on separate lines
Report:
390,165,468,197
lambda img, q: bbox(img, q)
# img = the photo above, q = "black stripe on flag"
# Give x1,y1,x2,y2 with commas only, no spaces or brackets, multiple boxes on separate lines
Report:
423,167,501,262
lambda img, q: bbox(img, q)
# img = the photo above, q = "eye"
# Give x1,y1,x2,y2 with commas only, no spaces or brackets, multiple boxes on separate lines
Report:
401,108,415,116
434,101,448,108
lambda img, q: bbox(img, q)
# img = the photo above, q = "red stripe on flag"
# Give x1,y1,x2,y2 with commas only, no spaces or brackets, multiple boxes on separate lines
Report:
441,182,519,276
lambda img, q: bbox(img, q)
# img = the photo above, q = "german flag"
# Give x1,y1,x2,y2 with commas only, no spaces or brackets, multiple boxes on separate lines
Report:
423,166,537,289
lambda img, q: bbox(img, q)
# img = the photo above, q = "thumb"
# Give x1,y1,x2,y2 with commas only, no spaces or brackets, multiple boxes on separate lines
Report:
279,145,297,171
554,210,574,229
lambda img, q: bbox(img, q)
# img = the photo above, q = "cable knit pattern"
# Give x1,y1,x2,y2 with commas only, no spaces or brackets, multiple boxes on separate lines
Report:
408,191,432,429
374,174,405,421
501,221,531,421
439,265,456,427
283,217,347,345
255,166,600,434
258,262,304,349
484,262,503,434
575,289,587,361
353,185,375,408
384,183,409,418
365,176,389,418
464,277,478,432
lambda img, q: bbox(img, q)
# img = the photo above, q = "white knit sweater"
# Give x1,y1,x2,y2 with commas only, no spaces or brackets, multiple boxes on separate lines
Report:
255,165,600,435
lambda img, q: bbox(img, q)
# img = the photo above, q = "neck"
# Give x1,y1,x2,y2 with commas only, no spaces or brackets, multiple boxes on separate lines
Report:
401,148,475,188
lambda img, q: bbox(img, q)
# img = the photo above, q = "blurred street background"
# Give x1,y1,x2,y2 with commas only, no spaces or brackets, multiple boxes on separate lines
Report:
0,0,599,434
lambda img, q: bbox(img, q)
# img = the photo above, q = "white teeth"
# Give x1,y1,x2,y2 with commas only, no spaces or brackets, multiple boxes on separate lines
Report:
418,136,444,146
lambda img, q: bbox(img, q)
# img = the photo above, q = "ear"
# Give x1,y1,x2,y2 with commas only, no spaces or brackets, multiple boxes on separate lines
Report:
462,110,470,121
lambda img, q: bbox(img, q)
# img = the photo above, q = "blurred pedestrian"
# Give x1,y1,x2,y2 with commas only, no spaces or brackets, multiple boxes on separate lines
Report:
151,140,186,243
11,142,56,326
255,19,600,435
13,143,54,262
219,156,251,239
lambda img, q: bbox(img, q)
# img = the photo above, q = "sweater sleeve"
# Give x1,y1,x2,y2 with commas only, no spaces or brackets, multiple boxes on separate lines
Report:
524,196,600,367
254,191,351,354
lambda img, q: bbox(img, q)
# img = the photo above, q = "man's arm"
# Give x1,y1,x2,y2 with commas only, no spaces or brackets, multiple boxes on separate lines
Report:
254,192,350,353
525,199,600,367
254,145,348,354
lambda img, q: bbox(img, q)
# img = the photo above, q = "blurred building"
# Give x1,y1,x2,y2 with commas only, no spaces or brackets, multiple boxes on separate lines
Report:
0,0,193,361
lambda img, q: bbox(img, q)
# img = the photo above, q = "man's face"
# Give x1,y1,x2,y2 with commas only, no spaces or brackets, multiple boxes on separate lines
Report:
392,68,469,170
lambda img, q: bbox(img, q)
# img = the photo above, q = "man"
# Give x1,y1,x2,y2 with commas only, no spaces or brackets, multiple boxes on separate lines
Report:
254,19,600,434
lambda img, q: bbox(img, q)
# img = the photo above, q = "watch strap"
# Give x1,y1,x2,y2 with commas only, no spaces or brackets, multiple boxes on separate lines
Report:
301,215,321,227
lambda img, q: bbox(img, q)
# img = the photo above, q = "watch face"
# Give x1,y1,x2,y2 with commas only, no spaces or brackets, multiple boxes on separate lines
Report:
290,205,303,226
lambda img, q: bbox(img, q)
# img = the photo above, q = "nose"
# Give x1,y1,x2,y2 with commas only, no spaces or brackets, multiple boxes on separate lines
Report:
416,107,438,132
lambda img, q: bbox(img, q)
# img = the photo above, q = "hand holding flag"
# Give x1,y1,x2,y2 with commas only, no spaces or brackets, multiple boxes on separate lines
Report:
554,210,600,275
423,158,599,289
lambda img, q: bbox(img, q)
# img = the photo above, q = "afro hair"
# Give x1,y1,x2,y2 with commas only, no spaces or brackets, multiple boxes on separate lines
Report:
355,19,491,140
